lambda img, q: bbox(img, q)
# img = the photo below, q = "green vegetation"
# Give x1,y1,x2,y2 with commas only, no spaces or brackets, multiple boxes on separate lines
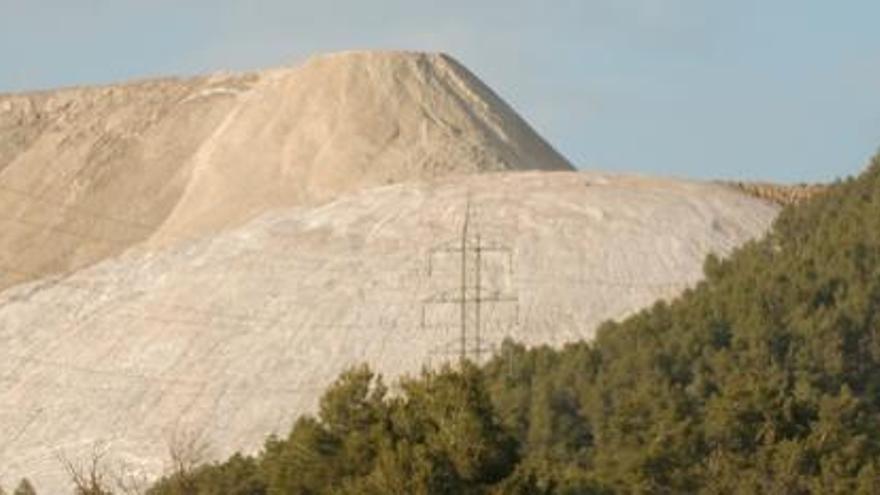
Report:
19,153,880,493
142,154,880,493
476,154,880,492
148,364,519,494
12,479,36,495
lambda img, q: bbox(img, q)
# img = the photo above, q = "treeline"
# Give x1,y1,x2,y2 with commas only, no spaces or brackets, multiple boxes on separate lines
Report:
9,153,880,493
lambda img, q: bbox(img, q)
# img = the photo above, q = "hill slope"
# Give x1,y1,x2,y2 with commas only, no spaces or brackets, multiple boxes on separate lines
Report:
138,159,880,494
0,51,572,289
0,171,777,492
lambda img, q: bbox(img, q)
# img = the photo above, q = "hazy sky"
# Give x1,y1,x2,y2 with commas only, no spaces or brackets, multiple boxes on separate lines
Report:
2,1,878,182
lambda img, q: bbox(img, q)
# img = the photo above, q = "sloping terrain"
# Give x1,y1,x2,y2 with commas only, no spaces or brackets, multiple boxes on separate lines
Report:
0,170,778,491
0,51,571,289
0,50,784,492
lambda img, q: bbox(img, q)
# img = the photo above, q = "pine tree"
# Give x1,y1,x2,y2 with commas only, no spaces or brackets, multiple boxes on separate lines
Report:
12,479,36,495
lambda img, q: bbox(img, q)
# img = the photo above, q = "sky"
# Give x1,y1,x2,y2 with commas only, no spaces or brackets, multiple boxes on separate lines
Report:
1,1,878,183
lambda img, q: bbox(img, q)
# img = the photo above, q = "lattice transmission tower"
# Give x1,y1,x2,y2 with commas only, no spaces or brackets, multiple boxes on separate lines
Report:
421,195,518,365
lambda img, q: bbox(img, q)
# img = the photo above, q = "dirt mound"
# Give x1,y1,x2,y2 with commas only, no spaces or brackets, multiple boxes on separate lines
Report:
0,51,572,289
0,171,778,492
0,50,785,492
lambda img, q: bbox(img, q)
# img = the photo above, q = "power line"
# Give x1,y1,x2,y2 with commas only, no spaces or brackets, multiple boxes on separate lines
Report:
515,276,694,289
0,258,421,323
0,351,329,395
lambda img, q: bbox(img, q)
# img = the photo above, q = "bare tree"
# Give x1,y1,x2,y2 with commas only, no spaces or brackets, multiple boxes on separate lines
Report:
56,442,151,495
164,428,211,494
57,443,114,495
107,460,150,495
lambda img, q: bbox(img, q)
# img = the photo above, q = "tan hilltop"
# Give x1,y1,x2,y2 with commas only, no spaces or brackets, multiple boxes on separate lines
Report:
0,51,781,492
0,51,571,289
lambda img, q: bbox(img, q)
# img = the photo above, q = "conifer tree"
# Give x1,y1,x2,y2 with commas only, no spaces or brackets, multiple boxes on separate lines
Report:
12,479,36,495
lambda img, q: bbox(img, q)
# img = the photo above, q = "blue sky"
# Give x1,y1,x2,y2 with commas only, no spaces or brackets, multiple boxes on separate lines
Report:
2,1,878,182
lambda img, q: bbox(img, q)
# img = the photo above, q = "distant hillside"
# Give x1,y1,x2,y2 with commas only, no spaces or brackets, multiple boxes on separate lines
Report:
138,154,880,494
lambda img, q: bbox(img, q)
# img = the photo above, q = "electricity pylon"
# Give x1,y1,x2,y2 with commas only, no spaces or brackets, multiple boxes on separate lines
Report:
421,194,518,365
